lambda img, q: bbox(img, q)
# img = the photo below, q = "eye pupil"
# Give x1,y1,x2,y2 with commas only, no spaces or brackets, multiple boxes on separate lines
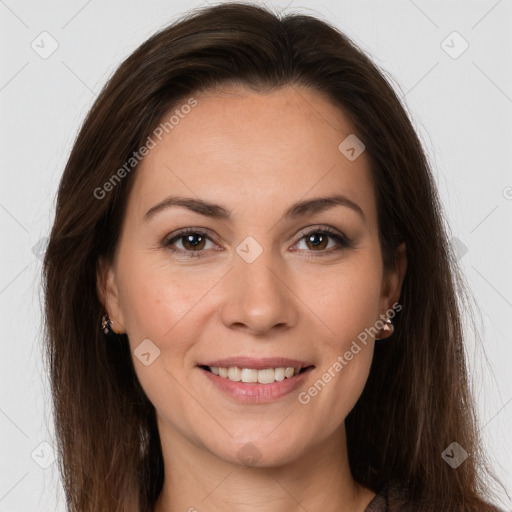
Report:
306,233,328,250
183,234,205,250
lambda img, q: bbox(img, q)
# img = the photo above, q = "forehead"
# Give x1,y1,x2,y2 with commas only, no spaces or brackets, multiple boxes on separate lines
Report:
126,85,376,226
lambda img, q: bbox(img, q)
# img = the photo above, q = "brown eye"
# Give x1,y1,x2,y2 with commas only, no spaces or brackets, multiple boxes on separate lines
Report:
304,232,330,251
163,226,352,260
163,228,216,258
295,227,352,255
179,233,207,251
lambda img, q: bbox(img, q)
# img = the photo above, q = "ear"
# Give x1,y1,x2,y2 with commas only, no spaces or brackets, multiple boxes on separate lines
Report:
380,242,407,310
96,256,126,334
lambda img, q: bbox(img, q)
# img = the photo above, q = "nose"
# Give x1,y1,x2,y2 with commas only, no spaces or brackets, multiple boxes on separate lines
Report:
219,245,299,337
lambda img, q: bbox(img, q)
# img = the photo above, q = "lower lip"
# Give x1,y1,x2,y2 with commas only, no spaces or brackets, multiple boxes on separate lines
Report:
199,367,313,403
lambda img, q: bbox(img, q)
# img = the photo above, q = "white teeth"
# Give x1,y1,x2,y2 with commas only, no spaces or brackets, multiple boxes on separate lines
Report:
284,367,295,379
241,368,258,383
227,367,241,381
208,366,302,384
274,367,285,381
257,368,275,384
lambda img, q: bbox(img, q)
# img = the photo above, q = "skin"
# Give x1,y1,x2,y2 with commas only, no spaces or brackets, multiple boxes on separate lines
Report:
98,84,407,512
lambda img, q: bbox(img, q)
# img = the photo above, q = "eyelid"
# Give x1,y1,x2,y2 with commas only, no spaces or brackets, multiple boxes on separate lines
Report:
293,225,353,253
161,227,218,253
162,224,352,257
296,224,345,240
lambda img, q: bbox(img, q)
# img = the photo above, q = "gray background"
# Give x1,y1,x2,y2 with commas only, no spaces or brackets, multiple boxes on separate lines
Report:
0,0,511,510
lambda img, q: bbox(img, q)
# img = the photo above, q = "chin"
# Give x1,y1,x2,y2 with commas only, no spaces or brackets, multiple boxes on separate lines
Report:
207,435,308,469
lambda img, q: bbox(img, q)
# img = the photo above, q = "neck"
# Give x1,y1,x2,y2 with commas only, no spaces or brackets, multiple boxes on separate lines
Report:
153,419,375,512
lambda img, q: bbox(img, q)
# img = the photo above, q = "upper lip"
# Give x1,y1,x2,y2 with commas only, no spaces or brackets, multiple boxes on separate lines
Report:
198,357,315,370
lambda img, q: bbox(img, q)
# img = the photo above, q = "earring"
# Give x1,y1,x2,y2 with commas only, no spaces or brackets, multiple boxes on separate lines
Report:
376,317,394,340
101,312,115,335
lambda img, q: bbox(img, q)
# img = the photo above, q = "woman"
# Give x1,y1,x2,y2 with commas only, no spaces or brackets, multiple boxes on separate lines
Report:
42,3,508,511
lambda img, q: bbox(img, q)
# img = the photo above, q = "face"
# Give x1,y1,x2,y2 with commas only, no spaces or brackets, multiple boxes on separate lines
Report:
99,84,406,468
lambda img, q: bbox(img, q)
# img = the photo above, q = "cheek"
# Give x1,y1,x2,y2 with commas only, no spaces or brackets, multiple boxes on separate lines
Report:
116,250,208,346
314,256,383,347
295,256,382,425
297,313,377,439
115,253,210,428
299,347,373,441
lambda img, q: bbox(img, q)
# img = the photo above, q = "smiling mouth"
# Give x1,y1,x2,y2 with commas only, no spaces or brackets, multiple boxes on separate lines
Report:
199,365,314,384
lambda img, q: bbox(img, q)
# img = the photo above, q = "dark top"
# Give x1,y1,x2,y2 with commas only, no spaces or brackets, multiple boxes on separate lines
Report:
363,489,387,512
363,484,391,512
364,493,389,512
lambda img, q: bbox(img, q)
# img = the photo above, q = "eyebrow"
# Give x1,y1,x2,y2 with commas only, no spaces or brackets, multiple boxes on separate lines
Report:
144,194,366,223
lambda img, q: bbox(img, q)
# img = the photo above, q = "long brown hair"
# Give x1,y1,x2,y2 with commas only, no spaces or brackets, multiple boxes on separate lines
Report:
42,3,506,511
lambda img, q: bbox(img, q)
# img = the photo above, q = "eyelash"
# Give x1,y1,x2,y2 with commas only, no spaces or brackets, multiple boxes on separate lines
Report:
162,226,353,259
